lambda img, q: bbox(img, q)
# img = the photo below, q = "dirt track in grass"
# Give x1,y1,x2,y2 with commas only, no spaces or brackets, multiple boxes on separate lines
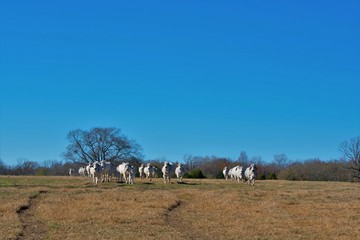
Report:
16,190,48,240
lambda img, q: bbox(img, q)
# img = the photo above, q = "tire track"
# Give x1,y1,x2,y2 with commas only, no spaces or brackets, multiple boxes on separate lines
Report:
164,199,212,240
16,190,48,240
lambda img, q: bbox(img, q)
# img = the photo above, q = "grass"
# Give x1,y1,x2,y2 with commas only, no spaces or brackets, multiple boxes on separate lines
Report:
0,176,359,239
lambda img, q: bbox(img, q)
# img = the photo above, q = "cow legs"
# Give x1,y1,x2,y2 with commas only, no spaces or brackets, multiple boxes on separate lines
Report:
123,173,128,184
164,174,168,183
93,175,98,185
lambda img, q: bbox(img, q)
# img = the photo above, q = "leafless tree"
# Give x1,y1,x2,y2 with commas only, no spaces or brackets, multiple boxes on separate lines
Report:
237,150,249,166
340,136,360,181
274,153,290,169
0,159,9,174
183,154,202,170
13,158,39,175
63,127,143,165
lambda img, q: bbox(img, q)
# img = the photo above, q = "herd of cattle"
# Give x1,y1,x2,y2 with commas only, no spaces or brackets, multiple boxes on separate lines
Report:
69,161,258,186
222,164,257,186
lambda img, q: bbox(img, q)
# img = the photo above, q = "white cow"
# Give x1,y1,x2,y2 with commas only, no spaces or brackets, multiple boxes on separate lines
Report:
78,166,86,177
85,163,91,177
234,166,245,183
100,160,113,182
90,161,102,185
244,164,258,186
162,162,174,183
152,167,159,178
116,162,130,183
223,166,229,180
127,165,135,184
229,166,240,181
138,164,145,179
144,163,154,181
228,167,234,180
175,163,185,182
68,168,74,176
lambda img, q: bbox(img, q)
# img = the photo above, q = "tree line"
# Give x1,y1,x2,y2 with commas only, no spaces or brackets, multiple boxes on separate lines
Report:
0,155,353,182
1,127,359,182
182,154,353,181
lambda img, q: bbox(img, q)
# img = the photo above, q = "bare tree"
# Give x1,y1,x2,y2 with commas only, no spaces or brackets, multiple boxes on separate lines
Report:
0,158,8,174
201,157,231,178
237,150,249,166
340,136,360,181
183,154,200,170
274,153,289,169
63,127,143,164
13,158,39,175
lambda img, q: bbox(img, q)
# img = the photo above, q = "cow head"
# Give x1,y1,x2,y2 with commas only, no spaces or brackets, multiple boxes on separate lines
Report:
163,162,170,172
250,164,257,171
127,164,134,172
93,162,100,170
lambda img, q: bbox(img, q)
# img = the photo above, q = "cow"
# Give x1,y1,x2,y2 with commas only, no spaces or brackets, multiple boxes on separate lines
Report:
152,167,159,178
229,166,240,181
90,161,102,185
223,166,229,180
116,162,130,183
234,166,245,183
127,165,135,184
144,163,154,181
78,166,86,177
244,164,257,186
162,162,174,183
85,163,91,177
138,164,145,179
100,160,113,182
228,167,234,180
175,163,185,182
68,168,74,176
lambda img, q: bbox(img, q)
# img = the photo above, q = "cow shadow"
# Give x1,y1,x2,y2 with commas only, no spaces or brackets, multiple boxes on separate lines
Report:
115,181,127,184
176,181,199,185
142,182,155,185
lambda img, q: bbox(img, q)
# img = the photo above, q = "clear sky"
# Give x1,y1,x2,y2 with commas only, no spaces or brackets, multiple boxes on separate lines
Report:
1,1,359,166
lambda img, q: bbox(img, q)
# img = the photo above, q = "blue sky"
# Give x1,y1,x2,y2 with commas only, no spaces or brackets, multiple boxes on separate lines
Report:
1,1,359,166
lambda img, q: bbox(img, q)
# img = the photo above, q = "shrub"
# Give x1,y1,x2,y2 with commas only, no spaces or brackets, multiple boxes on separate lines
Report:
184,169,206,179
36,168,47,176
215,170,224,179
269,173,277,180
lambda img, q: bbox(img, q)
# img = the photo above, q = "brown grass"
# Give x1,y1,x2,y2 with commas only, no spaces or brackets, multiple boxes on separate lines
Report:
0,176,359,239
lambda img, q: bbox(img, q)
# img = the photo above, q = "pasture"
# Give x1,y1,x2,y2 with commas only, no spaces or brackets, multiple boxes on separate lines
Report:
0,176,359,240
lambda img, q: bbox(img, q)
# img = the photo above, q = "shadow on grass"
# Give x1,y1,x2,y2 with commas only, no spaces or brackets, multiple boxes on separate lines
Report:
176,181,199,185
142,182,155,185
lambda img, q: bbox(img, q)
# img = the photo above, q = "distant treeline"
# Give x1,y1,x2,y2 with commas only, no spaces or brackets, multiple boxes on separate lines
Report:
182,155,353,182
0,156,354,182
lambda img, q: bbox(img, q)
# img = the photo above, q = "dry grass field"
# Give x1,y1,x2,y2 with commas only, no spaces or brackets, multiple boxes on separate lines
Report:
0,176,359,240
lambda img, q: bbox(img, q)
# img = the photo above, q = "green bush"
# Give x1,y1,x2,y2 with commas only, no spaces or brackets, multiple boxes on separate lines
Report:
269,173,277,180
184,169,206,179
36,168,47,176
215,170,224,179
